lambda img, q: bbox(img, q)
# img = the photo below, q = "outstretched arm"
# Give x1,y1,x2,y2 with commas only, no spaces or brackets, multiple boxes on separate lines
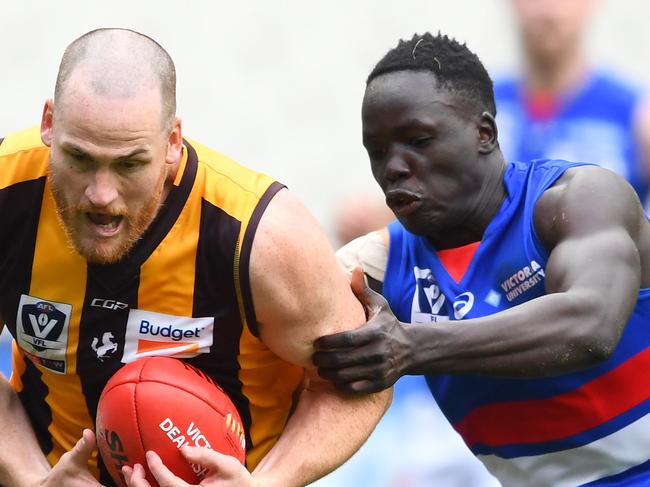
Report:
315,167,649,392
248,189,391,486
0,355,103,487
0,367,51,487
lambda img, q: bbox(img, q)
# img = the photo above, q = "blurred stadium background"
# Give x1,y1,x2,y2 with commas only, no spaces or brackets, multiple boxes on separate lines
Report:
2,1,648,485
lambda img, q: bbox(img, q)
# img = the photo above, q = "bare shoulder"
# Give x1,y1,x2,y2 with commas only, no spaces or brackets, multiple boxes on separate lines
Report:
250,189,365,368
535,165,647,249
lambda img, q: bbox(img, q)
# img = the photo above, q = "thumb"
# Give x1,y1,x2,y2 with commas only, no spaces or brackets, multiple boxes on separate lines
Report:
350,266,384,313
69,429,96,467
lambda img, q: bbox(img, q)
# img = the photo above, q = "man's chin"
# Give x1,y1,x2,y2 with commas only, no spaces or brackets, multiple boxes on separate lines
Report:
75,238,133,264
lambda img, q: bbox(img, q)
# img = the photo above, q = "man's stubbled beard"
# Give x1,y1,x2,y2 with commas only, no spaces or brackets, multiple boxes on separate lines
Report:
49,162,167,264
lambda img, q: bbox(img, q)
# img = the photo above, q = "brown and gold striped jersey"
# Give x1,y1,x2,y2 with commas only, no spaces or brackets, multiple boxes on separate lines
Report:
0,127,303,485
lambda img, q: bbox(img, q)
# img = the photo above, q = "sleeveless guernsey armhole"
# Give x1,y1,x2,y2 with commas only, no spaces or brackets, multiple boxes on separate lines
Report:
238,181,286,337
437,241,480,283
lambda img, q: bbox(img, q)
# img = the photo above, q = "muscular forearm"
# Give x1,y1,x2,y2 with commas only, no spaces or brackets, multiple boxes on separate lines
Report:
251,381,391,487
0,377,50,487
410,291,624,377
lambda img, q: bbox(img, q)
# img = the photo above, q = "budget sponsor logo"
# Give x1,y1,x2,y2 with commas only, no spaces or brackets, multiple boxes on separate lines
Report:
122,309,213,363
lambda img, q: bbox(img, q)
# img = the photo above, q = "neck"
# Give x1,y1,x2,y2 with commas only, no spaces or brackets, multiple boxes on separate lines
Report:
429,158,508,250
525,46,587,94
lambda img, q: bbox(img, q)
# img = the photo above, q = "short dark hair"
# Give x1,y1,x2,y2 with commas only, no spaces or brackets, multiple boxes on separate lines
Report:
367,33,496,116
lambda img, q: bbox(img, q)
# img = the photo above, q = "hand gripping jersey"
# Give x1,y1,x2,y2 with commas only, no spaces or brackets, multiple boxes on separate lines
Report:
383,159,650,486
494,71,648,203
0,127,303,485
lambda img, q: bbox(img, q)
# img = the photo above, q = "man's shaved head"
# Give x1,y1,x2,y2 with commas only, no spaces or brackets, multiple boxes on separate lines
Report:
54,28,176,129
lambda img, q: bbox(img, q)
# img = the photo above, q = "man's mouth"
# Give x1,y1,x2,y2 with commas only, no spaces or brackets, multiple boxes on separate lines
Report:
85,213,124,236
385,190,422,218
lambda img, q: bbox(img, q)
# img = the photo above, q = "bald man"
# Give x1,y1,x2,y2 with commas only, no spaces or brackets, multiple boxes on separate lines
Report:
0,28,389,487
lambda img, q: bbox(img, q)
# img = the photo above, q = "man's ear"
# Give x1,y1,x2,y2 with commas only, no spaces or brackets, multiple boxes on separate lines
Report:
40,99,55,147
166,116,183,165
477,111,498,154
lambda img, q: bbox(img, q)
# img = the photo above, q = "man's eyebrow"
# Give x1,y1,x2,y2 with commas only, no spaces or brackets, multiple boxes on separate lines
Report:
60,143,151,160
116,148,151,160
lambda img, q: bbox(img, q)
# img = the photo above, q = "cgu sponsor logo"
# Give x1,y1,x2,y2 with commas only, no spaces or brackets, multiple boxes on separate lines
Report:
122,309,214,363
90,298,129,311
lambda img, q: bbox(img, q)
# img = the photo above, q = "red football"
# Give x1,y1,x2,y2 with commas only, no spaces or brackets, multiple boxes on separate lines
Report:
95,357,246,487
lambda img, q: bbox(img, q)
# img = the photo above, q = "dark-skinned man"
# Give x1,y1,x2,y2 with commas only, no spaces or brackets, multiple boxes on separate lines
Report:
315,33,650,487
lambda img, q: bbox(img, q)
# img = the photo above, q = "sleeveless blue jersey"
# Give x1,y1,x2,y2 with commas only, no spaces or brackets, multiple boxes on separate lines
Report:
383,159,650,486
494,71,648,203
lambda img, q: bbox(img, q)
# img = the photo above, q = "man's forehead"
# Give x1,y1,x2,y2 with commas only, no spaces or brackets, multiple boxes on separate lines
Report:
363,71,460,112
60,64,160,102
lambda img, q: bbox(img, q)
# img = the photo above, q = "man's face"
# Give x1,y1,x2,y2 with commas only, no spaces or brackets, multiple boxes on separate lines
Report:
41,76,179,264
512,0,596,63
362,71,485,239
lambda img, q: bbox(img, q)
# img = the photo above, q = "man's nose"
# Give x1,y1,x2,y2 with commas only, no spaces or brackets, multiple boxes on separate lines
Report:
384,150,411,183
85,168,118,207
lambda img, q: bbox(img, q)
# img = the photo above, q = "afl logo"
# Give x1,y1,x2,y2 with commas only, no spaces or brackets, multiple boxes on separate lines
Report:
452,292,474,319
21,301,67,351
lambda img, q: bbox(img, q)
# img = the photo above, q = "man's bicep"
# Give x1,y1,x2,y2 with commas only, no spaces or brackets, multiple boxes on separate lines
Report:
538,168,642,307
250,189,365,369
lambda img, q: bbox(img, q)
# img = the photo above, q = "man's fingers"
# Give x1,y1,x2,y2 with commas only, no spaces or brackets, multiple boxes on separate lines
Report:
123,463,153,487
313,326,375,352
145,450,191,487
316,362,385,385
350,266,386,311
313,342,379,368
180,445,241,474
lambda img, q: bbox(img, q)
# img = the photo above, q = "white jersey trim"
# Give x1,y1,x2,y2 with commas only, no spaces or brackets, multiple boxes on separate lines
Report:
478,411,650,487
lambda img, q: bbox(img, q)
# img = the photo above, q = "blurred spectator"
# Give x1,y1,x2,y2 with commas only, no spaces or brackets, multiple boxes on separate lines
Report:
495,0,650,206
332,192,394,247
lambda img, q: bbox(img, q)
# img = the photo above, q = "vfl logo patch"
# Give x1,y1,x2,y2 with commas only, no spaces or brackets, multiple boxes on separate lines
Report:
411,267,449,323
121,309,213,363
16,294,71,374
410,267,475,323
